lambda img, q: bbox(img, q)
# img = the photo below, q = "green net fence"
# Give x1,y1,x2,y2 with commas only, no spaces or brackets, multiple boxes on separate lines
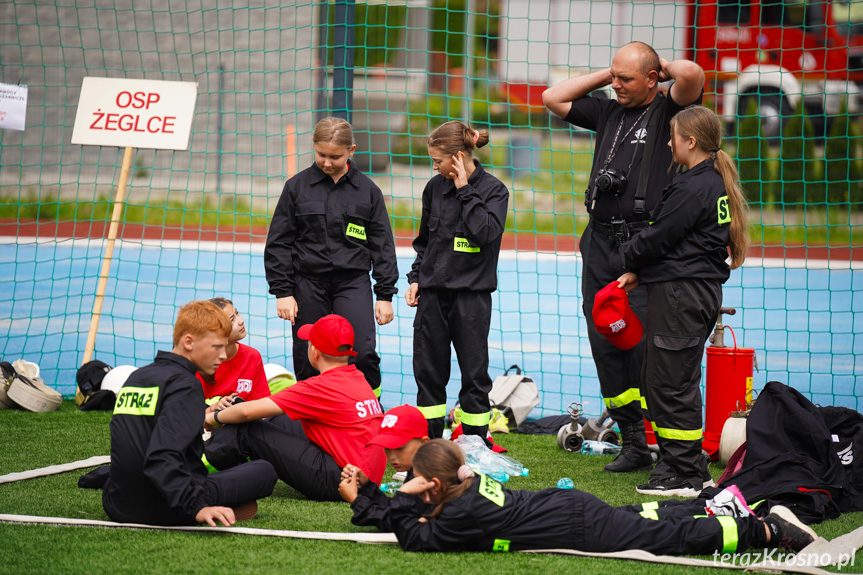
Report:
1,0,861,416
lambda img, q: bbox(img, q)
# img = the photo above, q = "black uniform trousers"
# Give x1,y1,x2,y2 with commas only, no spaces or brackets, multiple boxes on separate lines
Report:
643,278,722,486
576,488,763,554
414,288,493,439
102,459,277,526
291,273,381,395
580,220,648,425
204,415,343,502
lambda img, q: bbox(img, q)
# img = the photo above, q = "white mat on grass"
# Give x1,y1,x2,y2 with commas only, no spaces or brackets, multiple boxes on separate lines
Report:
2,457,860,574
2,513,860,574
0,456,110,484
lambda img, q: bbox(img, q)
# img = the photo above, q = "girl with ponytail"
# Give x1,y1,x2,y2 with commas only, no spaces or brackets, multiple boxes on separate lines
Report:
617,105,750,497
389,439,813,554
405,121,510,445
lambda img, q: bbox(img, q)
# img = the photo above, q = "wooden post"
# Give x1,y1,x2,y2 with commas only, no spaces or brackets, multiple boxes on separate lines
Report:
286,123,297,179
81,146,134,365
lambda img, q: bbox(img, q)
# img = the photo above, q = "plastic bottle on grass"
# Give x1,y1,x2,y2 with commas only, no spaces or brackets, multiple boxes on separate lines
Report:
380,481,404,493
453,434,528,482
581,440,622,456
557,477,575,489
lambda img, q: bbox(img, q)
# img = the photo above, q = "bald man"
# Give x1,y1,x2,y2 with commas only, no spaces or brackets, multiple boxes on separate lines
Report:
543,42,705,487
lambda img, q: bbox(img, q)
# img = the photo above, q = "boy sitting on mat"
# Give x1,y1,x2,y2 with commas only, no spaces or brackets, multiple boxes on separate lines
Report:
102,300,277,526
203,314,385,502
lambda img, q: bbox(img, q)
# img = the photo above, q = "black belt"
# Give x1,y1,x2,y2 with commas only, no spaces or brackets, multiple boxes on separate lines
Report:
591,219,648,238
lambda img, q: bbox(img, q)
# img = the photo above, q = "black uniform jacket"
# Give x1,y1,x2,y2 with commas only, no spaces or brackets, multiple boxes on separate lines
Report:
265,161,399,301
390,475,579,552
350,469,433,532
103,351,210,521
407,160,509,291
619,159,732,284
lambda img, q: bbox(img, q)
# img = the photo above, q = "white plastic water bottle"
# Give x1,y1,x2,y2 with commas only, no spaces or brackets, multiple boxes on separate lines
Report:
454,434,528,481
581,440,622,456
380,481,404,493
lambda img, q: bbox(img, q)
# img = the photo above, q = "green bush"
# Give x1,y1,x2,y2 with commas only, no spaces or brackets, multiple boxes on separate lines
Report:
779,105,822,206
735,98,770,205
825,100,863,205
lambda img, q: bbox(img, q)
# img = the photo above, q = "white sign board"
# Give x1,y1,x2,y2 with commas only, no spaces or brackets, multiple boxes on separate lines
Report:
71,77,198,150
0,83,28,131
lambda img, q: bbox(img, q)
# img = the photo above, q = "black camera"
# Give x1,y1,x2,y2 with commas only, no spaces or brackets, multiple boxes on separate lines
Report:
585,168,628,210
594,168,628,195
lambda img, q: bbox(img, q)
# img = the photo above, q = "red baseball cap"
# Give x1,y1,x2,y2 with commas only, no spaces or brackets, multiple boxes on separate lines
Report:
592,281,644,350
297,314,358,357
450,423,507,453
368,404,429,449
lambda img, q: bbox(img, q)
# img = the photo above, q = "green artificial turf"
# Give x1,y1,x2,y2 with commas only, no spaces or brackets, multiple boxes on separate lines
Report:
0,402,860,574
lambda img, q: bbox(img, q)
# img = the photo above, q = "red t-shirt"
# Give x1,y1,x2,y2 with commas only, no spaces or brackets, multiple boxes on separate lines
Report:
269,364,386,483
197,343,271,402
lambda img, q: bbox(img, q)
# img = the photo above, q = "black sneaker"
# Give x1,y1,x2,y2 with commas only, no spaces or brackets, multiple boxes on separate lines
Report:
650,459,714,489
636,475,701,498
763,505,817,552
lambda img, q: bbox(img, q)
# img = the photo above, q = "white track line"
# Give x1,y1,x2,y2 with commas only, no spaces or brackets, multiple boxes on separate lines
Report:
0,514,850,574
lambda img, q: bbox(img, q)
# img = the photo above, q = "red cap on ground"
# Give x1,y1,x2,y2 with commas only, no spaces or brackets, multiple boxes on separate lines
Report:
451,423,507,453
297,314,358,357
368,404,429,449
592,281,644,350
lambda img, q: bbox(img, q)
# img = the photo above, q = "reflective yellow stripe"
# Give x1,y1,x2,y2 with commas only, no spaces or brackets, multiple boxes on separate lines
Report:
454,237,480,252
640,396,648,410
717,195,731,224
638,501,660,520
418,404,447,419
492,539,510,552
346,223,366,240
460,410,490,427
603,387,642,410
202,454,219,474
751,499,765,510
372,386,381,398
114,387,159,416
205,396,220,406
654,425,703,441
479,474,505,507
716,516,739,553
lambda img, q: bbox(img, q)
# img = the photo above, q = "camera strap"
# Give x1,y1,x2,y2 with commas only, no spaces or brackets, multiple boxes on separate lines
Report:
631,94,664,216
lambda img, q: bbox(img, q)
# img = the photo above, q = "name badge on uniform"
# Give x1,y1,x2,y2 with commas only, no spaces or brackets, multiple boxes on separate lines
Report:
114,386,159,416
717,195,731,224
346,223,367,240
454,237,480,253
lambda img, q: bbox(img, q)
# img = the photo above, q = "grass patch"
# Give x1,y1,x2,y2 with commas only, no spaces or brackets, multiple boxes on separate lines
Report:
0,402,861,573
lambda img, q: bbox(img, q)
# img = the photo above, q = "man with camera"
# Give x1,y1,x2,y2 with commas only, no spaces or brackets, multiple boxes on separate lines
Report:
542,42,704,475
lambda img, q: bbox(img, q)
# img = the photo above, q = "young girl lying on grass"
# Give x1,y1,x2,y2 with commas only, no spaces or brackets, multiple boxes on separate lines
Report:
388,439,816,555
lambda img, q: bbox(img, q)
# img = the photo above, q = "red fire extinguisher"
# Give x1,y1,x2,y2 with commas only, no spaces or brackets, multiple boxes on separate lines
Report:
703,307,756,460
644,307,756,459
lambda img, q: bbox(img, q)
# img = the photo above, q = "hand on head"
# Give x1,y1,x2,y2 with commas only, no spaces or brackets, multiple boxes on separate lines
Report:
450,151,469,188
398,475,435,496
